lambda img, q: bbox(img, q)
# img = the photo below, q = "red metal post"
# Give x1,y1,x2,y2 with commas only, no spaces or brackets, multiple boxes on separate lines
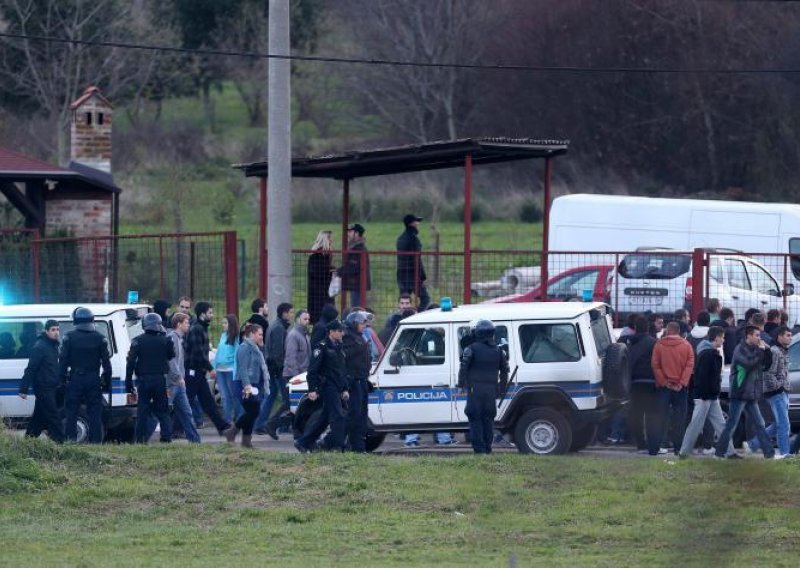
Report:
463,153,473,305
341,179,350,314
691,248,705,319
31,233,40,303
540,158,552,300
223,231,239,317
259,177,268,299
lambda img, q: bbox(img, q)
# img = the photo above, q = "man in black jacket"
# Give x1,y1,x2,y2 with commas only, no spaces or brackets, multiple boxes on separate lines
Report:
185,302,233,436
342,311,372,452
619,316,657,452
396,214,430,310
18,320,64,443
677,327,735,458
60,307,112,444
126,313,175,444
339,223,371,309
294,320,348,453
710,307,738,364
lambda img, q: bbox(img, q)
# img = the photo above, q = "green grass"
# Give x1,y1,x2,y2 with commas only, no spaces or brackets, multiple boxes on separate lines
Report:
3,432,800,566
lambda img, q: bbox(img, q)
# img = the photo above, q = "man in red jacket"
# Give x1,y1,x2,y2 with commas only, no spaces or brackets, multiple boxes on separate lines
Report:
650,322,695,456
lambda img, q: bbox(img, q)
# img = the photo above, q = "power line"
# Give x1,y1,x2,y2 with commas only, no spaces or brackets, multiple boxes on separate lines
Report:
0,31,798,75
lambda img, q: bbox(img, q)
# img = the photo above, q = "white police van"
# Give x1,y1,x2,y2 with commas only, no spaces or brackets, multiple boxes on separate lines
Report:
0,304,148,442
290,302,629,454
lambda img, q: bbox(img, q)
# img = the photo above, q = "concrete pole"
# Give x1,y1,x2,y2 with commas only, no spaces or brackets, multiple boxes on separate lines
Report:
267,0,292,318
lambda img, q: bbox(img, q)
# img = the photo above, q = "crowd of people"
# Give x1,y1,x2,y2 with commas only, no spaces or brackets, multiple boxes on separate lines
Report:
612,302,796,459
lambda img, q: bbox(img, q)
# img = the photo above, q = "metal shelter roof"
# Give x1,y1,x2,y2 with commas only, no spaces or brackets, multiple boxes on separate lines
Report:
0,146,121,194
234,137,569,180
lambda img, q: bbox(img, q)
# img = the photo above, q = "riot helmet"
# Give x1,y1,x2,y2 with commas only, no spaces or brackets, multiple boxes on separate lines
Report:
142,312,164,333
473,319,496,341
72,307,95,332
345,310,368,329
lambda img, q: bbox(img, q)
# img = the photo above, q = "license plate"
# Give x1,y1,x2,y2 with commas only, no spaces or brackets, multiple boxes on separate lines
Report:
630,296,663,305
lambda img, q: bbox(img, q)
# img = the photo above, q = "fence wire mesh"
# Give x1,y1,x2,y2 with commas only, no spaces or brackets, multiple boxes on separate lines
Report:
0,229,38,304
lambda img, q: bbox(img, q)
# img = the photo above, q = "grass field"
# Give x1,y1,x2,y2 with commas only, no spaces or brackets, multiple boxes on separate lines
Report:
2,432,800,566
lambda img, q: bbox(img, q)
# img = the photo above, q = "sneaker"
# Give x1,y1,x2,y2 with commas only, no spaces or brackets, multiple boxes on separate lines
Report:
604,437,620,444
494,438,516,449
403,440,420,448
726,453,744,460
702,448,717,456
294,441,310,454
741,441,754,455
436,439,459,446
264,425,279,441
657,447,669,455
773,453,787,460
254,428,269,436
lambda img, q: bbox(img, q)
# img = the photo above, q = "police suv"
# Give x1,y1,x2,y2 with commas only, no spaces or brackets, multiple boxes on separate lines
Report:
290,302,630,455
0,304,148,442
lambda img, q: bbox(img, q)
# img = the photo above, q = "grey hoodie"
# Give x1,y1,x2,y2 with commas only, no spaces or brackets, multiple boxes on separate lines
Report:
166,329,185,387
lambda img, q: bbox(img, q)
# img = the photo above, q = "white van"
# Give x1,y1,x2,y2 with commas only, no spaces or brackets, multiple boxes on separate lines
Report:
0,304,148,442
289,302,628,455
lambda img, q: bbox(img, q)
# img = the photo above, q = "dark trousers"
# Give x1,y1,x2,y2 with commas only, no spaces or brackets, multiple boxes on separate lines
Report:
135,374,172,443
65,373,104,443
234,380,262,436
185,370,229,434
465,384,497,454
629,382,657,450
25,387,64,443
266,375,290,430
649,387,688,455
346,379,369,452
297,383,347,451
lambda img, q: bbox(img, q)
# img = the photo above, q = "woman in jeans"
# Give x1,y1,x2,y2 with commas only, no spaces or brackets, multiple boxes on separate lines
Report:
214,314,240,423
225,323,270,448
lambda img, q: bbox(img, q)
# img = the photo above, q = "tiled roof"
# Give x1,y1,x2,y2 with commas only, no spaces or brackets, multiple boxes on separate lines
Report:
0,146,70,174
70,86,113,110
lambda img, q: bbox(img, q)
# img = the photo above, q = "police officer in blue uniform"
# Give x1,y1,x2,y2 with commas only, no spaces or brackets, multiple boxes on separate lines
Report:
60,307,112,443
294,320,348,453
126,313,175,444
457,319,509,454
342,311,371,452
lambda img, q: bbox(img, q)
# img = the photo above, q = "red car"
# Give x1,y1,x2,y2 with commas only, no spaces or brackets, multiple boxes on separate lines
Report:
485,265,615,304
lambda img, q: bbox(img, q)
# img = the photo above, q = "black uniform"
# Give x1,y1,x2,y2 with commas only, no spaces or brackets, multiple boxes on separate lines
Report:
19,333,64,443
458,339,510,454
126,330,175,443
296,337,348,451
342,327,371,452
60,328,112,443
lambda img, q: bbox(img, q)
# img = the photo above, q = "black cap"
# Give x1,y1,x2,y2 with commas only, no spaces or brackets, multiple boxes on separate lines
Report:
403,214,423,226
348,223,365,236
326,319,344,332
44,319,59,330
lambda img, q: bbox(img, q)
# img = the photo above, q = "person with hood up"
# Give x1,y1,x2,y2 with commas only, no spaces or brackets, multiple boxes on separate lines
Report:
687,311,711,352
650,322,694,455
710,307,737,364
619,316,657,452
311,303,339,347
714,326,775,459
678,327,736,458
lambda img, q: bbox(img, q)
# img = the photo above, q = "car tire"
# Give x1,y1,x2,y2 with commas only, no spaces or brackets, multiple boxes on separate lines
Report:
365,430,386,452
603,343,631,399
63,412,105,444
514,407,572,455
106,424,135,444
569,423,597,452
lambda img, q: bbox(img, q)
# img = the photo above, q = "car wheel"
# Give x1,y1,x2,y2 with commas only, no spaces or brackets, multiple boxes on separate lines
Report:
569,423,598,452
603,343,631,399
365,430,386,452
106,424,135,444
64,413,104,444
514,408,572,455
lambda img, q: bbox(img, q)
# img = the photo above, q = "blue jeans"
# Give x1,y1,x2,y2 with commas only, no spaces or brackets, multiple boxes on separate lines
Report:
748,392,790,455
716,398,773,458
215,370,241,423
169,384,201,443
405,432,454,445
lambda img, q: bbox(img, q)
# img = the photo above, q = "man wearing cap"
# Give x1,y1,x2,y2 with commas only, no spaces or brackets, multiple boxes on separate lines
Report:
294,320,348,453
18,319,64,443
339,223,371,309
396,214,430,310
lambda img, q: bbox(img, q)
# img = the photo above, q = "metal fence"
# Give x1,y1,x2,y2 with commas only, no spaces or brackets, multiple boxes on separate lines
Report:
0,229,39,304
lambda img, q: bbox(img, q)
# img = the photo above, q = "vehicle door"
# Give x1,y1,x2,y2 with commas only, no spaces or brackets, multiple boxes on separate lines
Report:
744,260,783,312
375,324,452,425
452,322,512,423
724,258,757,320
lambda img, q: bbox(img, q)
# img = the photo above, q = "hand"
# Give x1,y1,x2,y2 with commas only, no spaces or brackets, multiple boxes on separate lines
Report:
18,392,27,399
243,384,253,398
342,391,350,402
209,370,217,380
308,391,319,401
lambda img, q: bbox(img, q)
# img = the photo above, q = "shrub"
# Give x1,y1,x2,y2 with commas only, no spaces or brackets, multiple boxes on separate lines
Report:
519,201,543,223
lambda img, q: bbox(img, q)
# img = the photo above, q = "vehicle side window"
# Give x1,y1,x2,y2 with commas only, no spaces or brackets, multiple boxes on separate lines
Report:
518,324,580,363
590,315,612,355
790,238,800,281
457,325,509,358
726,260,751,290
746,262,781,296
709,258,724,283
0,321,43,359
549,270,598,298
789,342,800,373
390,327,445,366
58,321,115,357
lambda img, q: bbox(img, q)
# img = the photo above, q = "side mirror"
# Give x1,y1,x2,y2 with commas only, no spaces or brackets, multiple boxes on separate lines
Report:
784,283,795,297
389,352,402,367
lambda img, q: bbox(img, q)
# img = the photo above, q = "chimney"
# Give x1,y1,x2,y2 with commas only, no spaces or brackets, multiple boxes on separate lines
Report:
70,86,113,173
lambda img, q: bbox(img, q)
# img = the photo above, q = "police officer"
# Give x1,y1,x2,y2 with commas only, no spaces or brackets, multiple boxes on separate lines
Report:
294,320,348,453
18,319,64,443
342,311,371,452
60,307,112,443
126,313,175,444
457,319,509,454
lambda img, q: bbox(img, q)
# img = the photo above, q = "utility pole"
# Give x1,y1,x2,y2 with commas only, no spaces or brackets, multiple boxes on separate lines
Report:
267,0,292,317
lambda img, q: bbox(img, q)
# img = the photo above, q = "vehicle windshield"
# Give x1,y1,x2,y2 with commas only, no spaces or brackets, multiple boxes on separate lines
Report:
618,253,691,280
